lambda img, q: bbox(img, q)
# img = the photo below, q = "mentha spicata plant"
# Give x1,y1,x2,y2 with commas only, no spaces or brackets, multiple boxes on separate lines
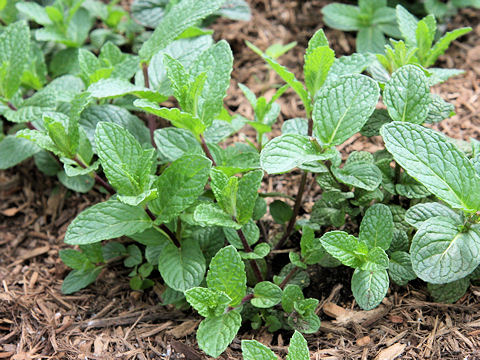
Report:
1,0,479,358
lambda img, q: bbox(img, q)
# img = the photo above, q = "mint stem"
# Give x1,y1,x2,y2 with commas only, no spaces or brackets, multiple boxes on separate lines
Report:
226,293,254,312
279,267,297,289
199,134,217,166
237,228,263,282
75,157,116,195
145,208,181,248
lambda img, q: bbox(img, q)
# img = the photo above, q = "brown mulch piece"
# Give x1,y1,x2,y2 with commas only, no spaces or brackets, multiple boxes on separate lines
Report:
2,1,480,359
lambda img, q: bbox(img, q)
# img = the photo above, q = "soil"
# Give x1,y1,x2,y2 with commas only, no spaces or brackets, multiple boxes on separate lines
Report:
1,1,480,359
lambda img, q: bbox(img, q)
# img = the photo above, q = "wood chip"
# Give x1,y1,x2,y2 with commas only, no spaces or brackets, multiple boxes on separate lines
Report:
374,343,406,360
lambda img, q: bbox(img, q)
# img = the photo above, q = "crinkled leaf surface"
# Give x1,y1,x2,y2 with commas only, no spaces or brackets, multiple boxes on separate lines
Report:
383,65,431,124
158,239,206,292
351,269,389,310
381,122,480,212
320,231,363,268
405,202,463,229
286,331,310,360
251,281,282,308
427,277,470,304
331,161,382,191
313,74,379,146
389,251,417,286
197,311,241,358
194,202,241,229
0,135,40,169
410,217,480,284
207,245,246,306
64,198,153,245
241,340,277,360
359,204,393,250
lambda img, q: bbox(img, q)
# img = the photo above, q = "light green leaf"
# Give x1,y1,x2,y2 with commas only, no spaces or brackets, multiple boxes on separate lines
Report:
356,27,386,54
158,239,206,292
185,287,231,318
62,267,102,295
241,340,277,360
57,171,95,193
320,231,363,268
0,135,40,169
240,243,270,260
207,245,246,306
236,170,263,224
149,155,211,223
425,27,471,67
194,202,241,229
154,127,203,163
134,100,206,136
87,78,167,102
359,204,393,250
410,217,480,284
351,269,389,310
0,21,30,99
224,220,259,249
313,74,379,146
260,134,332,174
59,249,91,270
282,284,304,313
389,251,416,286
251,281,282,308
331,161,382,191
281,118,308,136
95,122,154,196
304,45,335,96
362,247,389,271
64,198,153,245
405,202,463,229
383,65,431,124
381,122,480,212
286,331,309,360
321,3,362,31
396,5,418,45
425,94,455,124
189,41,233,127
197,311,242,358
325,53,372,84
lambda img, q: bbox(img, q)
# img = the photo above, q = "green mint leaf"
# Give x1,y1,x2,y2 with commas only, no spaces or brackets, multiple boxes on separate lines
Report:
395,5,418,46
210,168,238,217
324,53,372,84
331,161,382,191
405,202,463,229
281,118,308,136
388,229,410,253
383,65,431,124
356,27,386,54
62,267,102,295
139,0,225,61
260,134,333,174
241,340,277,360
240,243,270,260
425,94,455,124
207,245,246,306
289,252,307,269
149,155,211,223
253,197,267,220
246,41,310,115
16,2,52,26
351,269,389,310
381,122,480,212
361,109,392,137
282,284,304,313
362,247,389,271
313,74,379,146
88,79,167,103
64,198,153,245
425,27,471,67
117,189,158,207
154,128,203,163
236,170,263,224
286,331,310,360
134,100,206,136
270,200,293,224
427,277,470,304
304,45,335,97
359,203,393,250
194,202,241,229
102,242,127,261
189,41,233,127
251,281,282,308
300,226,327,265
185,287,231,317
410,217,480,284
0,135,39,170
416,15,436,63
0,21,30,99
158,239,206,292
395,172,431,199
95,122,155,196
321,3,362,31
320,231,364,268
388,251,416,286
124,244,142,267
57,171,95,193
59,249,92,270
197,310,242,358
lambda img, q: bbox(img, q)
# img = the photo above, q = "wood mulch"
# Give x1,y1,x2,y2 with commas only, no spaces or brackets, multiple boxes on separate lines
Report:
1,1,480,359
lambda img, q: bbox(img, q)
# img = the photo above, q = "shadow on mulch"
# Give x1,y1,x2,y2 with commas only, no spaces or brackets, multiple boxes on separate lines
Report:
1,0,480,359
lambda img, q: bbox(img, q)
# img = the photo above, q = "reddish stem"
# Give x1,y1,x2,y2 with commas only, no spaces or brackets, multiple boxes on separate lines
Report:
237,228,263,283
145,208,181,248
141,62,157,149
279,267,297,289
199,134,216,166
226,293,254,312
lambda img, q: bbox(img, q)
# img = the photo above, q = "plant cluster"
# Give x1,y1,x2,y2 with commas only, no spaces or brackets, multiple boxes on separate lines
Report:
1,0,479,358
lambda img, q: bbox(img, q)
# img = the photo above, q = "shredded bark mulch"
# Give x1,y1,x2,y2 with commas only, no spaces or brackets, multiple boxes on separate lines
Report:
1,1,480,359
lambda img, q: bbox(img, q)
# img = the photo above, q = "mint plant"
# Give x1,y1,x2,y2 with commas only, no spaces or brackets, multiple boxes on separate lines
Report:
321,0,400,53
242,331,310,360
1,0,478,358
